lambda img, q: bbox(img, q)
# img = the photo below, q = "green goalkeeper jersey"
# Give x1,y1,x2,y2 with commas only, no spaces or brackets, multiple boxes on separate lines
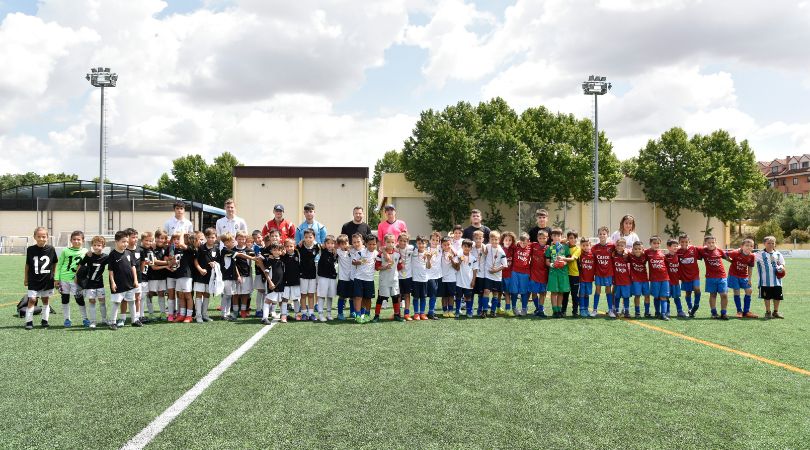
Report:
55,246,86,282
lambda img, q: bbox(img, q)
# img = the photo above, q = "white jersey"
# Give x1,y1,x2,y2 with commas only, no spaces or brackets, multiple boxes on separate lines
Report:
440,249,457,282
455,253,478,288
164,216,193,236
427,248,442,280
472,245,486,277
216,216,247,238
411,250,430,283
376,249,400,289
397,245,414,279
337,249,354,281
451,238,463,255
756,250,785,288
484,244,507,282
353,247,377,281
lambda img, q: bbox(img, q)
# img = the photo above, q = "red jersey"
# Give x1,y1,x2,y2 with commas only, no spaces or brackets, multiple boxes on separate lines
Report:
644,249,669,282
676,245,702,282
699,247,726,279
726,249,755,278
502,245,514,278
512,244,531,274
578,250,595,283
628,253,649,283
529,242,549,283
611,252,631,286
592,242,615,277
665,253,680,285
262,218,296,242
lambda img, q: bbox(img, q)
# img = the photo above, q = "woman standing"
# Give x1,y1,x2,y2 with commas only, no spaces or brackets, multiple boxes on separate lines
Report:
610,215,640,248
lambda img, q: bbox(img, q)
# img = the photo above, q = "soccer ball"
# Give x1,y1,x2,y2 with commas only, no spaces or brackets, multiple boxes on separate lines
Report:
553,260,566,269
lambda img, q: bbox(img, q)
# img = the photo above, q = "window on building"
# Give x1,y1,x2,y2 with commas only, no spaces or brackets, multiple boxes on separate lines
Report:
793,177,799,185
772,166,779,173
803,161,809,168
790,163,798,170
783,179,788,186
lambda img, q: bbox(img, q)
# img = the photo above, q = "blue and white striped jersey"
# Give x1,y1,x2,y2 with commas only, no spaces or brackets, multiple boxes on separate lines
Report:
755,250,785,288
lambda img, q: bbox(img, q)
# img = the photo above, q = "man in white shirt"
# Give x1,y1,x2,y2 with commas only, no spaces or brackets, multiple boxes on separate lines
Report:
215,198,248,239
164,201,194,236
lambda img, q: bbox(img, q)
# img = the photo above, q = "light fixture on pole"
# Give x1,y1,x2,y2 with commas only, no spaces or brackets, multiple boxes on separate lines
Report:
85,67,118,235
581,75,611,237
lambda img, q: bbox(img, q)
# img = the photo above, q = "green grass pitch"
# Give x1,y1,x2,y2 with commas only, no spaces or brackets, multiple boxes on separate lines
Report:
0,254,808,449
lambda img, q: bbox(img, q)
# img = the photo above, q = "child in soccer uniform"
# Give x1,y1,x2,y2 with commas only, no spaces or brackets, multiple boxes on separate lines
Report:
139,232,158,321
438,236,458,318
316,235,338,322
352,234,378,323
591,226,615,317
125,229,147,324
699,235,729,320
451,225,464,254
482,231,506,318
281,238,302,321
149,230,170,320
410,235,432,320
78,236,109,328
545,228,573,318
171,233,197,323
677,234,702,317
251,230,265,316
396,233,415,320
610,239,631,319
562,230,581,317
471,230,487,317
426,232,443,319
219,234,237,320
577,238,595,317
335,234,354,320
107,231,141,330
529,230,549,317
725,238,757,319
259,243,286,324
665,240,685,318
23,227,58,330
500,231,516,316
55,230,87,327
645,236,671,320
374,233,403,322
232,231,255,319
165,232,183,321
628,241,651,318
299,229,322,321
453,239,478,318
511,232,532,316
755,236,785,319
193,228,220,323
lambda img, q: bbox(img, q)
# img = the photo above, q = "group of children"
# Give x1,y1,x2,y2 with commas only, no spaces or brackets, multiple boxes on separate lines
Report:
20,222,787,330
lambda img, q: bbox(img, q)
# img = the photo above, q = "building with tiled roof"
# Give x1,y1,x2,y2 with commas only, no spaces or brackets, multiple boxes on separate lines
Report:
759,154,810,196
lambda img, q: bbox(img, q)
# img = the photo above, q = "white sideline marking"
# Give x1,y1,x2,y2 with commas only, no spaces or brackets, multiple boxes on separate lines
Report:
121,321,277,450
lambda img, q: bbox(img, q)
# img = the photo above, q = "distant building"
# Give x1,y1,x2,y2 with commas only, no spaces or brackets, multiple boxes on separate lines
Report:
759,154,810,196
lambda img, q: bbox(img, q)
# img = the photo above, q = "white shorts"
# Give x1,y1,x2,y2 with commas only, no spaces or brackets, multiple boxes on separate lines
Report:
140,284,149,296
83,288,105,299
224,280,236,296
235,276,253,295
27,289,53,299
59,281,78,296
111,288,138,303
300,278,317,294
253,274,266,291
148,279,167,293
175,277,193,293
193,282,209,294
264,291,281,302
167,277,177,290
379,283,399,298
283,285,301,301
317,277,337,298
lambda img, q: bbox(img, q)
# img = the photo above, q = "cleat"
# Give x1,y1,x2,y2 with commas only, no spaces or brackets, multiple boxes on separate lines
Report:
371,315,380,323
736,311,743,319
175,315,186,322
772,311,784,319
413,314,420,321
337,312,345,321
319,315,327,322
688,310,695,318
764,311,772,319
240,310,248,319
110,323,118,330
624,311,631,318
428,313,438,320
280,316,288,323
295,313,302,321
719,313,729,321
644,313,653,318
590,309,599,317
480,311,487,318
394,315,404,322
25,321,33,330
742,312,759,319
116,320,125,327
311,314,318,321
496,307,505,316
608,310,616,319
677,310,687,318
196,316,204,323
420,313,428,320
261,318,270,325
167,314,175,322
255,310,262,318
327,314,333,321
183,316,192,323
203,316,213,322
454,312,460,319
661,315,670,321
711,313,720,320
488,311,496,318
64,319,72,328
467,312,473,319
89,322,96,329
132,320,144,327
404,314,411,321
507,310,515,317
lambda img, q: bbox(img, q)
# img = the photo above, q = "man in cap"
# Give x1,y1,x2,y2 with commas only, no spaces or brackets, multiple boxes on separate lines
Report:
377,204,408,243
262,204,296,242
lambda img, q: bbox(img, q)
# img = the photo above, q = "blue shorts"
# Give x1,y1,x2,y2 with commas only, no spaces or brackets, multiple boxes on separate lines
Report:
614,284,631,299
413,281,427,299
579,282,593,296
474,277,486,295
511,272,530,294
484,278,503,293
502,276,514,294
669,283,680,298
595,276,613,287
528,280,547,294
457,287,473,299
650,281,670,298
680,279,700,292
631,281,650,297
352,279,375,299
427,279,439,297
727,275,751,290
398,278,413,295
705,277,728,294
337,279,354,299
439,281,457,297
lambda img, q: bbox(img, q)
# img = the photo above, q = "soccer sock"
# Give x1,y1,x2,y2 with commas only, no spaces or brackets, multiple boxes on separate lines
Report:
222,296,230,316
167,297,175,315
466,298,473,315
662,300,669,316
743,295,751,313
428,296,436,314
673,297,683,313
532,298,540,312
158,294,166,314
721,307,727,316
262,303,270,320
255,291,262,311
733,295,742,313
202,297,210,318
607,293,614,311
25,305,34,322
129,300,137,322
121,312,127,324
685,293,693,310
694,292,701,309
455,297,461,314
99,300,107,322
606,294,613,312
521,293,529,312
635,305,641,315
317,297,325,317
146,295,154,314
179,307,187,317
643,302,649,315
593,293,600,311
580,295,588,311
419,298,426,314
711,308,718,316
61,296,71,321
281,302,288,316
623,298,630,311
78,303,87,320
337,298,345,315
326,298,332,316
112,305,121,323
89,303,96,322
393,299,401,316
195,298,203,319
293,299,300,313
375,298,383,316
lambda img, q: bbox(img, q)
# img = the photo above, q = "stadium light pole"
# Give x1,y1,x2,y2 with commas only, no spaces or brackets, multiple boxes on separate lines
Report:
85,67,118,234
581,75,611,237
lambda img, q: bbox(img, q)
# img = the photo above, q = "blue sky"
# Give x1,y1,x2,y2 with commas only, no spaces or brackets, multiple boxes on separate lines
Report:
0,0,808,184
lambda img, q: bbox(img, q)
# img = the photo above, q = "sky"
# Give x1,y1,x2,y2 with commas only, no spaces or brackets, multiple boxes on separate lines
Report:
1,0,809,186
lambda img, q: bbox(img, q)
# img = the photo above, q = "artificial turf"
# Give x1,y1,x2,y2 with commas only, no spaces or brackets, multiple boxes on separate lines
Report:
0,254,808,449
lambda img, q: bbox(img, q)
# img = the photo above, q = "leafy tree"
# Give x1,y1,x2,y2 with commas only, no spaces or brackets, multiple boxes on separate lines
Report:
155,152,241,206
775,195,810,233
0,172,78,191
368,150,403,229
755,220,784,243
749,187,783,223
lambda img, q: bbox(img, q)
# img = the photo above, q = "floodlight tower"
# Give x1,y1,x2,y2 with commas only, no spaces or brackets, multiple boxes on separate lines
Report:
85,67,118,234
581,75,611,237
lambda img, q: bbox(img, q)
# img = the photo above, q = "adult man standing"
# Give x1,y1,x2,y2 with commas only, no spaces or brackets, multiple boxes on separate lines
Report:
164,201,194,235
528,209,552,244
295,203,328,244
462,209,491,243
262,204,296,242
341,206,371,238
377,204,407,242
215,198,248,238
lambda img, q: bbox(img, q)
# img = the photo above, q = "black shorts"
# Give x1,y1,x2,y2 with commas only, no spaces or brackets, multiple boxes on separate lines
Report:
398,278,413,295
759,286,783,300
413,281,428,299
438,281,457,297
427,279,439,298
353,279,375,299
337,280,354,299
473,277,485,296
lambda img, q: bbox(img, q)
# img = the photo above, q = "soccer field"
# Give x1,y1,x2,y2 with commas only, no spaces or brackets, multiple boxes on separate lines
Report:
0,254,808,449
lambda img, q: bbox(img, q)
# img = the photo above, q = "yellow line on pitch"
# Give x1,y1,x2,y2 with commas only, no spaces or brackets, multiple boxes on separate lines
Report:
623,318,810,377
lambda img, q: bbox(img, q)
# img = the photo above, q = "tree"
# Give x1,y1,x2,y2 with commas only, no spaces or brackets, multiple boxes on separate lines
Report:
749,187,783,224
691,131,767,234
368,150,403,229
775,195,810,233
155,152,241,206
0,172,78,191
630,127,705,237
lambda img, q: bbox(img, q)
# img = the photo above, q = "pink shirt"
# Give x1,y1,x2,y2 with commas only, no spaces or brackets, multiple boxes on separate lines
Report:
378,219,408,243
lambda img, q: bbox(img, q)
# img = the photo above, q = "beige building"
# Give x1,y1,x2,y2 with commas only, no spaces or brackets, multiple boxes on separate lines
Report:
378,173,730,247
232,166,369,235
